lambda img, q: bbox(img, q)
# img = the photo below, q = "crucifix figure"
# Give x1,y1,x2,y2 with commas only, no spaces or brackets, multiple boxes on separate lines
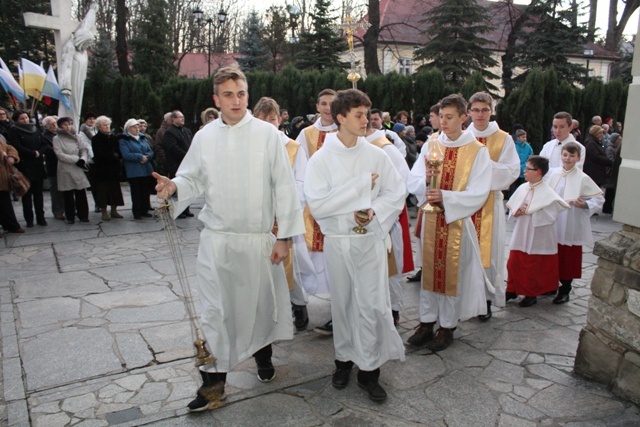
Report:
338,8,369,88
24,0,97,125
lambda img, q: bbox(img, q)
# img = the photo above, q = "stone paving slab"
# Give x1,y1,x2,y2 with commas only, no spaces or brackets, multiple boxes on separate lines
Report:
1,190,639,426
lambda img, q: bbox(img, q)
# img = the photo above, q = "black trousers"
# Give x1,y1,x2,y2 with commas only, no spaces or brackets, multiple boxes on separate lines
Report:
128,177,152,218
0,191,21,231
63,189,89,221
21,178,44,225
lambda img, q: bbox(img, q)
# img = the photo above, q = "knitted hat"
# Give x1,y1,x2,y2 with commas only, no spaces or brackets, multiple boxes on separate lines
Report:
392,123,406,134
123,118,140,132
57,117,73,127
609,133,621,146
589,125,603,136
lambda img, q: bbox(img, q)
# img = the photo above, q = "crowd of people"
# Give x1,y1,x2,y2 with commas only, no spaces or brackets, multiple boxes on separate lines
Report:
0,68,625,411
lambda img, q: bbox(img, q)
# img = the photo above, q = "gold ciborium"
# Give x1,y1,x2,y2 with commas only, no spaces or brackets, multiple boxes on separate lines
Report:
353,210,370,234
419,138,444,214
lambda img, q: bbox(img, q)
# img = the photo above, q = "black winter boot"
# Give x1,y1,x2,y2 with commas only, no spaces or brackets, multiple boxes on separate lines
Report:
332,360,354,389
357,368,387,401
253,345,276,382
187,370,227,412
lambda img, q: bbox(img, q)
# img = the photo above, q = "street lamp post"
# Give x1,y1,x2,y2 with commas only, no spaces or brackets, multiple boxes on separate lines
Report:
584,48,595,81
287,5,300,64
193,7,228,78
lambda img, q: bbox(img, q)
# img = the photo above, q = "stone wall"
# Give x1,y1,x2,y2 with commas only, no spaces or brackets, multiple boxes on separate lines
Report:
575,225,640,405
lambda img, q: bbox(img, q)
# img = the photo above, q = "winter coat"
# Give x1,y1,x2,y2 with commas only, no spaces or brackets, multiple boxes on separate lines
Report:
92,131,122,183
119,133,154,179
514,140,534,179
0,139,20,192
583,134,612,187
42,129,59,177
53,129,90,191
6,123,46,182
162,125,193,177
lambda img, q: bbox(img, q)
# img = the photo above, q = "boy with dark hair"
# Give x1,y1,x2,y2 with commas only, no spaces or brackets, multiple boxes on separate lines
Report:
304,89,406,401
505,155,569,307
406,94,492,351
540,112,586,169
546,142,603,304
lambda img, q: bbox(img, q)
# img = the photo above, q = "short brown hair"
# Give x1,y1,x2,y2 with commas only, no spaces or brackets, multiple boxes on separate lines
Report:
439,94,467,117
253,97,280,118
331,89,372,126
213,66,247,95
515,129,527,138
317,89,337,103
429,103,441,114
562,142,582,157
468,92,493,107
554,111,573,127
528,155,549,176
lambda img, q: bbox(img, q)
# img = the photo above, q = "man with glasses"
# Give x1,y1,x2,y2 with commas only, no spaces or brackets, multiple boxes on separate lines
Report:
466,92,519,320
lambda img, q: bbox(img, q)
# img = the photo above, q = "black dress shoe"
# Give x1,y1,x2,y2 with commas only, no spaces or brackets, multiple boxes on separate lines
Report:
177,213,187,219
185,211,195,217
553,293,570,304
357,380,387,401
478,301,492,322
37,219,48,226
407,269,422,282
407,322,435,347
518,296,538,307
26,222,34,228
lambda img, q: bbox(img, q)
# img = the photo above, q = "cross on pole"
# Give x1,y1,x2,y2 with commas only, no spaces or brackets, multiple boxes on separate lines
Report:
23,0,79,73
337,8,369,89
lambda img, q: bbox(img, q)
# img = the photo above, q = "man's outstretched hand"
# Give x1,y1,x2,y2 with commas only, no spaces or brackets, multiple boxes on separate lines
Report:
152,172,176,200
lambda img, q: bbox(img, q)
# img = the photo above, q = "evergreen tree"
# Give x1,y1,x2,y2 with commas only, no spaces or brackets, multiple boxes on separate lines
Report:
84,31,118,114
514,68,546,152
237,11,269,72
295,0,348,71
0,0,54,66
262,6,290,72
414,0,498,92
512,1,586,85
131,0,176,86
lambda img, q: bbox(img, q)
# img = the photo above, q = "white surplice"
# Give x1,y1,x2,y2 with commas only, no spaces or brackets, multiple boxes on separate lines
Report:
304,133,406,370
407,131,492,327
170,112,305,372
539,134,586,170
366,130,409,311
467,122,520,307
546,166,604,247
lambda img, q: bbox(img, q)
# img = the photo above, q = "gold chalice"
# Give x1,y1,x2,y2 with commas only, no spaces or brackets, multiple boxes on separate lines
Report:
353,210,370,234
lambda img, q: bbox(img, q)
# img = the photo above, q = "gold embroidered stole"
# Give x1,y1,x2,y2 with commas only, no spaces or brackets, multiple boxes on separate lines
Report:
285,139,300,167
422,140,483,296
303,126,335,251
368,136,392,149
473,130,507,268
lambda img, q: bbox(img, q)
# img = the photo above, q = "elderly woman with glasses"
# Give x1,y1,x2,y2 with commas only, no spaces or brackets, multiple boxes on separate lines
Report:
119,118,154,219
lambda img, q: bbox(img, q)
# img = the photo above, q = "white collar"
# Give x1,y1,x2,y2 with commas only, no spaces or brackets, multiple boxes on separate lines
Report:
314,119,337,132
467,121,499,138
438,130,476,148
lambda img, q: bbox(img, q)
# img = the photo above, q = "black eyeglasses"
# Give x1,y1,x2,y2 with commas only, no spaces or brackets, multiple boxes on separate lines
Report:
469,108,491,114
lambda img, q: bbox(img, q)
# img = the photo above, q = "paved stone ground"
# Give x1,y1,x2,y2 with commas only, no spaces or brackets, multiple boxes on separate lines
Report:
1,185,639,426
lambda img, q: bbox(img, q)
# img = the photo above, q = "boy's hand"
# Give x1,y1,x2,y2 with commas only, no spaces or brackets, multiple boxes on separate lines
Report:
354,209,374,226
425,167,440,185
371,173,379,189
514,204,527,217
152,172,176,200
571,198,587,209
271,240,289,264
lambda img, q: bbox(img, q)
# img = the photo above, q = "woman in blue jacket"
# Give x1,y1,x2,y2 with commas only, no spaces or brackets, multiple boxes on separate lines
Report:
119,119,154,219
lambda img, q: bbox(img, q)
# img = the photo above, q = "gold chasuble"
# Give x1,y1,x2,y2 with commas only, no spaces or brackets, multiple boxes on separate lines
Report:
277,139,301,291
472,130,508,268
285,139,300,167
422,140,483,296
303,126,336,252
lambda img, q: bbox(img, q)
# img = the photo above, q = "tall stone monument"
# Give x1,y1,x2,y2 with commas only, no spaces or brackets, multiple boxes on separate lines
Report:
24,0,97,126
574,17,640,405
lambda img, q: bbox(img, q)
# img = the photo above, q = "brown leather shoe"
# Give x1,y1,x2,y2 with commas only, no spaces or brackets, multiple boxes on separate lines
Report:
407,322,435,347
427,327,456,352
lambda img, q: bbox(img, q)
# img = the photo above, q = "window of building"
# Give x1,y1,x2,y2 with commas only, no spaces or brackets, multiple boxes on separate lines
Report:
399,57,413,75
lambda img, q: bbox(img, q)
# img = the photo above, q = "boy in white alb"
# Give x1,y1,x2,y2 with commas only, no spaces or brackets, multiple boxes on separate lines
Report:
253,97,319,329
296,89,338,335
505,156,569,307
304,89,406,402
406,94,492,351
546,142,604,304
466,92,520,319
